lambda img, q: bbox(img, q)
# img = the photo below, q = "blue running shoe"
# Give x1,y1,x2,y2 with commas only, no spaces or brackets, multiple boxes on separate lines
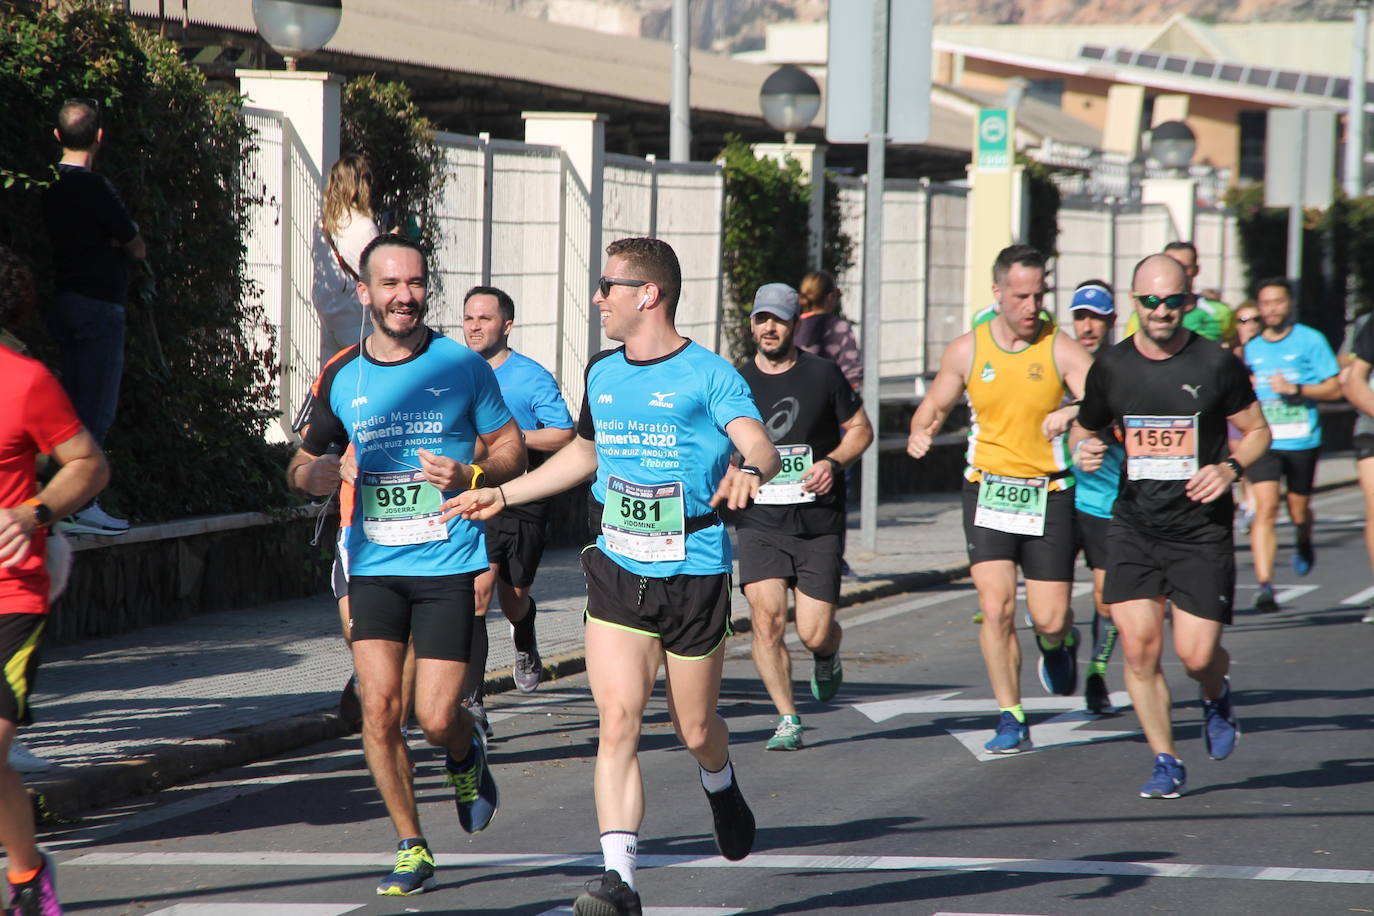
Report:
446,735,499,833
1139,753,1186,798
376,839,436,896
1202,677,1240,760
1293,542,1314,577
1037,627,1079,696
983,711,1031,754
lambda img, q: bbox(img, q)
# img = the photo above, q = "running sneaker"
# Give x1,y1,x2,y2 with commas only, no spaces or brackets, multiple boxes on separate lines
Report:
983,711,1031,754
463,698,494,740
7,740,53,773
1292,542,1314,577
1237,503,1255,535
59,502,129,536
971,609,984,624
338,675,362,733
1201,677,1240,760
1084,672,1115,716
810,652,843,702
703,774,755,861
1254,584,1279,613
765,715,803,751
6,851,61,915
1363,608,1374,623
376,838,436,896
512,599,543,693
445,735,499,833
1037,627,1079,696
573,869,642,916
1139,753,1186,798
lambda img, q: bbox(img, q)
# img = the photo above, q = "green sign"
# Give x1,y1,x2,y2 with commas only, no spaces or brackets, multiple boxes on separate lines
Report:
976,108,1012,170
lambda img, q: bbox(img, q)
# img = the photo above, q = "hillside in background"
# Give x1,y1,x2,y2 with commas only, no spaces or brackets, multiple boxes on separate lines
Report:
466,0,1357,52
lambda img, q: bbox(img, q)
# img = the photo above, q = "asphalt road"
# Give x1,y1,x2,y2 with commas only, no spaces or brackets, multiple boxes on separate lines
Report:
35,486,1374,916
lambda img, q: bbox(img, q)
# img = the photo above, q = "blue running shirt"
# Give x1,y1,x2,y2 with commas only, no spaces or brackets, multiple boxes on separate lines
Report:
1074,441,1124,520
1243,324,1339,451
304,331,513,577
577,340,762,577
494,349,573,433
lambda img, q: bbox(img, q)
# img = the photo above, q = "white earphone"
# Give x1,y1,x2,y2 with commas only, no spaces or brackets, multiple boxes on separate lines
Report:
637,294,650,310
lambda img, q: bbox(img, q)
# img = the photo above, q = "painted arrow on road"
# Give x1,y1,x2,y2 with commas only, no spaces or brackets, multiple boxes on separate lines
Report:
853,691,1139,761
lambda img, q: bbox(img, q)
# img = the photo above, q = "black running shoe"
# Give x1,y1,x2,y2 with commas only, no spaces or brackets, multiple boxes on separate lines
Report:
1037,627,1079,696
703,775,756,861
338,674,362,733
1254,585,1279,614
1084,672,1115,716
573,869,642,916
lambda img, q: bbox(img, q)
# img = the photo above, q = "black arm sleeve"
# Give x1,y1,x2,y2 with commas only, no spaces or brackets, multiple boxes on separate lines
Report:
300,369,349,457
1076,359,1113,432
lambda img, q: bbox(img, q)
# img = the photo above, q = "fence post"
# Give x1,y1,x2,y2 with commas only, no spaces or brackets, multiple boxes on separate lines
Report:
647,153,659,238
480,132,494,285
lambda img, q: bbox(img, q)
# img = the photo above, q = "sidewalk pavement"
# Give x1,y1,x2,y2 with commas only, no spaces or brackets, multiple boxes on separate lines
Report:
17,453,1361,817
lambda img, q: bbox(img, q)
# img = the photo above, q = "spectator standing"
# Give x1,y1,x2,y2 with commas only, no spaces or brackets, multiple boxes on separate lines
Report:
41,98,144,535
795,270,862,391
319,154,381,361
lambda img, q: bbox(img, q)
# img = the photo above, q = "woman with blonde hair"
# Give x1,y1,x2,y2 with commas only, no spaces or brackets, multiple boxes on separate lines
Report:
796,270,862,391
316,153,380,361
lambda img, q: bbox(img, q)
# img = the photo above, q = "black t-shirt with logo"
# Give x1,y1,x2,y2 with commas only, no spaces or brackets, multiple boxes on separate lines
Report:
42,164,139,304
1078,331,1256,544
735,350,862,536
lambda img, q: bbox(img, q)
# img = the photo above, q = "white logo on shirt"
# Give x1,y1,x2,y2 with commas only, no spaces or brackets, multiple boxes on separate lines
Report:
350,395,369,408
597,393,614,404
649,391,676,408
425,386,450,397
1283,353,1299,361
1181,384,1202,399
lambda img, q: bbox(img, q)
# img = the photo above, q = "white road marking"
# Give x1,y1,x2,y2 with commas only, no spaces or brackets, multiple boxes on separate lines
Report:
1234,584,1321,605
1340,585,1374,606
145,906,363,915
538,909,742,916
65,851,1374,886
948,707,1139,761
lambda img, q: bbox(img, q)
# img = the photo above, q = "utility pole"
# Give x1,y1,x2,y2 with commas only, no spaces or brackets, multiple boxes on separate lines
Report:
669,0,691,162
859,1,889,555
1345,1,1369,198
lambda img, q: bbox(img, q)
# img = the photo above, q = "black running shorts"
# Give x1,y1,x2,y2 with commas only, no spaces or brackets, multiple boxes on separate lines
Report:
961,480,1076,582
1246,446,1320,496
736,528,842,605
580,546,732,660
1101,520,1235,624
1075,510,1112,572
484,512,548,590
348,573,478,661
1354,433,1374,463
0,613,46,726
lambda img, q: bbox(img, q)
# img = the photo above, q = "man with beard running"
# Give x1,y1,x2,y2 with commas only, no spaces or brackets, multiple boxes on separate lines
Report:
735,283,873,751
1072,253,1268,798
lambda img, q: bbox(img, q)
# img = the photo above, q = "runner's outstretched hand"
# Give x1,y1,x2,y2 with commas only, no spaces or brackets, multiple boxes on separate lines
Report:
442,487,505,523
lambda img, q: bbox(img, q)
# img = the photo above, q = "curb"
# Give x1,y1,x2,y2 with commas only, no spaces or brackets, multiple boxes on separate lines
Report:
28,563,971,820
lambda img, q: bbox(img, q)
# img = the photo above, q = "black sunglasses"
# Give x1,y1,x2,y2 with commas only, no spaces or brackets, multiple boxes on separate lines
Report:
1237,316,1260,324
1132,292,1190,311
597,276,649,298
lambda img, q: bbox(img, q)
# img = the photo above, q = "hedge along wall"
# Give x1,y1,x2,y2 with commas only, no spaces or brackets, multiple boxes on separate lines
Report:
0,1,289,522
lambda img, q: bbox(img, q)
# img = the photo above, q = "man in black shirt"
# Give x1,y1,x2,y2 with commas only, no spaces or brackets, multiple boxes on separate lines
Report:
1339,316,1374,624
41,98,145,534
736,284,873,751
1072,253,1268,800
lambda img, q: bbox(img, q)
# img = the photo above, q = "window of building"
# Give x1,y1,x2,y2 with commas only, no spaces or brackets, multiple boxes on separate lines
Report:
1027,78,1064,107
1240,110,1266,182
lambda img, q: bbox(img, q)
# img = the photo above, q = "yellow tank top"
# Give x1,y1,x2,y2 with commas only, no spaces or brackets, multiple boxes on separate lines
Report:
964,320,1073,485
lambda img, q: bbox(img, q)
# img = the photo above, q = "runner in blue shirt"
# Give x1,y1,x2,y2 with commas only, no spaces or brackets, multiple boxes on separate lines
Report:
287,235,526,897
1066,280,1125,716
448,237,779,916
1242,278,1341,611
459,285,575,733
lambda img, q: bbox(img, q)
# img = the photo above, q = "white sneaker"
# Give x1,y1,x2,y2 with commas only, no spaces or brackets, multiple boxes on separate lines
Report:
63,502,129,535
7,741,54,773
1362,608,1374,624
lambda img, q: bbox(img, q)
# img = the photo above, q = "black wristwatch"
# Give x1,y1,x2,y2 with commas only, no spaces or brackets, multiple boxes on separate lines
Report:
823,455,844,473
1221,457,1244,479
21,499,53,528
737,465,763,478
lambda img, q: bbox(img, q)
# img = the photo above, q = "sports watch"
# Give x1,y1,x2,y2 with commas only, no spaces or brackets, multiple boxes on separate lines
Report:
469,464,486,490
21,498,53,528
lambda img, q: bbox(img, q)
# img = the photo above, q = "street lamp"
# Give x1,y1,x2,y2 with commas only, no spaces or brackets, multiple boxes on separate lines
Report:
252,0,342,71
1150,120,1197,174
759,65,822,145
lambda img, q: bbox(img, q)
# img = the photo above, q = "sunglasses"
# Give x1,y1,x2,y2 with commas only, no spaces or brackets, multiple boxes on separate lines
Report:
1237,316,1260,324
597,276,649,298
1132,292,1190,311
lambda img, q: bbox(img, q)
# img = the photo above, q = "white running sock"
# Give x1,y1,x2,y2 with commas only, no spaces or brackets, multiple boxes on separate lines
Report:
600,830,638,889
699,758,734,794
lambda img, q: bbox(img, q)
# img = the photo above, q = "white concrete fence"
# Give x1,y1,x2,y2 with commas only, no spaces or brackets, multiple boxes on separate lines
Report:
237,98,1242,437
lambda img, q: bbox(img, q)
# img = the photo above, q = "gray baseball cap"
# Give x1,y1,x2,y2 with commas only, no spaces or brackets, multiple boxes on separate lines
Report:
752,283,799,321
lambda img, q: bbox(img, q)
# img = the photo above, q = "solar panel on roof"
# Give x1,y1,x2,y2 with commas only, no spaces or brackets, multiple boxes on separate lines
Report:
1219,64,1244,81
1275,71,1300,91
1163,56,1187,73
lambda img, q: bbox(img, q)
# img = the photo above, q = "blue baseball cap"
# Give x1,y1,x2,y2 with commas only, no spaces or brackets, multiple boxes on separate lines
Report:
752,283,800,321
1071,284,1114,316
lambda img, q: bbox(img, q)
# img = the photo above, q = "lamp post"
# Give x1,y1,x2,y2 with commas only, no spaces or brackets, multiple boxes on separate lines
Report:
251,0,342,71
759,65,822,145
1149,119,1196,176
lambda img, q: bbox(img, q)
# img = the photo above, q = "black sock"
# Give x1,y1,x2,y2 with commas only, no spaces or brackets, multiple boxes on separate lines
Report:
512,598,538,653
464,615,489,704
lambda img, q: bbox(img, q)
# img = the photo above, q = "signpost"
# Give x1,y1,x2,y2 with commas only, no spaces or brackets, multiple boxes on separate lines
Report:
1265,108,1336,312
975,109,1013,170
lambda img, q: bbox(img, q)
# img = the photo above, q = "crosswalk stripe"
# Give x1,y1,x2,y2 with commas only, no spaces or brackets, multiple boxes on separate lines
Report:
145,906,363,915
64,851,1374,886
1340,585,1374,605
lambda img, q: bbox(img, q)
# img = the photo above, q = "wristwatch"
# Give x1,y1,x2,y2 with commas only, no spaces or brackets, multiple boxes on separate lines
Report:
1221,457,1244,479
823,455,844,473
737,465,763,478
469,464,485,490
21,498,53,528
